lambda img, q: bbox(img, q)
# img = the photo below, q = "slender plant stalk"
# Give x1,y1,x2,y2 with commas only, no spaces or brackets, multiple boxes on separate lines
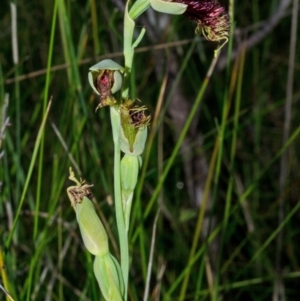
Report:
109,1,148,298
110,106,129,299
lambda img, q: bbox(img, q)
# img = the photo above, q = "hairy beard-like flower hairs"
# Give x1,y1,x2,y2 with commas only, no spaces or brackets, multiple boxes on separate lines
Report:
180,1,229,48
150,0,230,56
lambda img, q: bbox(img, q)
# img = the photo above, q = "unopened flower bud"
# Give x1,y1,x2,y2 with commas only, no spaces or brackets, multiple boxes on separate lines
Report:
88,59,124,110
119,99,150,156
94,254,124,301
76,196,109,256
66,168,109,256
121,154,141,229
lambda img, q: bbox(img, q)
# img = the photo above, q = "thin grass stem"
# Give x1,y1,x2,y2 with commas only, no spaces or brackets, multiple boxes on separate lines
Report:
5,100,52,249
33,0,58,241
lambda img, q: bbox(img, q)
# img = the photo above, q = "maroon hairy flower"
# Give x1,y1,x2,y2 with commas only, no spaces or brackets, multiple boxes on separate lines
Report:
94,70,117,109
95,70,114,101
121,100,151,128
176,0,230,54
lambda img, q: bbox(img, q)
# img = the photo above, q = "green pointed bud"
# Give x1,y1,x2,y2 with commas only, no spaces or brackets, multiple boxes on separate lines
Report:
119,99,150,156
121,154,142,229
94,254,125,301
150,0,187,15
88,59,124,110
67,168,109,256
121,154,141,191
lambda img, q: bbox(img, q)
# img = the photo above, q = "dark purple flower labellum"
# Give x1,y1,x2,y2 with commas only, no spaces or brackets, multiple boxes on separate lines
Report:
175,0,230,55
95,70,114,100
94,70,117,110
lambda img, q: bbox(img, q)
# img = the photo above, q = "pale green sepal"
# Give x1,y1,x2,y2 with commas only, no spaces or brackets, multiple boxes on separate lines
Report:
150,0,187,15
112,71,123,93
94,254,125,301
76,197,109,256
110,254,125,296
88,71,100,95
129,0,150,20
89,59,124,72
120,125,147,156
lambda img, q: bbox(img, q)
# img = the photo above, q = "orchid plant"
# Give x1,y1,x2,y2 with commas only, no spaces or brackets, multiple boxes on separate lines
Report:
66,0,230,300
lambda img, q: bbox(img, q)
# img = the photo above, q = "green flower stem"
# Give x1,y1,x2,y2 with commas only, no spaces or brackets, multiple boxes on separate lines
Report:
123,0,146,99
122,0,135,99
114,0,149,297
110,106,129,300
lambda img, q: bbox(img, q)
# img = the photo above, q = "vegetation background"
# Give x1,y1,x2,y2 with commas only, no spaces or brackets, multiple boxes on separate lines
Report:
1,0,300,300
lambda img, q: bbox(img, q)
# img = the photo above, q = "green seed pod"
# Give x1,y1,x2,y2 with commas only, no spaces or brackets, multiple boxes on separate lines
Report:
94,254,124,301
76,196,109,256
150,0,187,15
119,99,150,156
88,59,124,109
